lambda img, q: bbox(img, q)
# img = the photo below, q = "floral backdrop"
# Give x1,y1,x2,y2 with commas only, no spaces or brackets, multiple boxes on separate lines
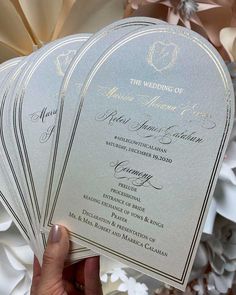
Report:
0,0,236,294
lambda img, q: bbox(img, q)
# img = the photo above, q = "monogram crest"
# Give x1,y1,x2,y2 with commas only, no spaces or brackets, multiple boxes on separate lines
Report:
147,41,179,72
55,50,76,76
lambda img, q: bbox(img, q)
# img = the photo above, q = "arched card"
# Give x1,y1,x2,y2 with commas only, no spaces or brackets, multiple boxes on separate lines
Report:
48,25,235,290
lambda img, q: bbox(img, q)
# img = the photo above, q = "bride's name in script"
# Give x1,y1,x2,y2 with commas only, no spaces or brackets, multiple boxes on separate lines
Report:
110,160,162,190
97,84,215,129
97,86,135,102
29,107,57,123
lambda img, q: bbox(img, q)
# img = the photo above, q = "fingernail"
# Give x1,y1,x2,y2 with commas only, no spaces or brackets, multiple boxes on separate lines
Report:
49,224,61,243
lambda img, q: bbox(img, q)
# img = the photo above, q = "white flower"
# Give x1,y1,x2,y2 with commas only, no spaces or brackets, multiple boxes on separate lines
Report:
118,277,148,295
191,243,208,281
0,204,33,294
100,272,109,283
214,115,236,222
101,267,128,283
202,216,236,293
219,119,236,186
207,271,235,294
193,278,205,295
110,267,128,282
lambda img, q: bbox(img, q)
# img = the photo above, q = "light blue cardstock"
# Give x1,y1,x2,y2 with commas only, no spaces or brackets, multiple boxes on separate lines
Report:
43,17,164,230
49,25,234,289
0,57,41,257
13,35,93,261
0,58,31,242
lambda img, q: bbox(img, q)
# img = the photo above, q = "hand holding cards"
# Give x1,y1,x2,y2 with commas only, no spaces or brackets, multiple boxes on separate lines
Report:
0,17,234,291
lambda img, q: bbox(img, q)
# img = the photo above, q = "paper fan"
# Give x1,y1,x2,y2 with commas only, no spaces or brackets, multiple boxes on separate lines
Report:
0,0,125,63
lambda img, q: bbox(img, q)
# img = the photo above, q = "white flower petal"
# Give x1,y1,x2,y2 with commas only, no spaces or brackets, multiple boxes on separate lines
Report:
215,182,236,222
135,282,148,294
224,261,236,272
4,246,26,271
0,219,12,232
100,255,126,274
219,163,236,184
0,223,27,247
210,253,226,275
10,245,34,265
11,272,31,295
193,243,209,270
225,142,236,168
203,198,217,235
0,204,12,231
100,273,108,283
0,245,25,294
210,271,235,293
223,243,236,260
118,282,128,292
193,278,205,295
111,268,127,282
207,238,223,255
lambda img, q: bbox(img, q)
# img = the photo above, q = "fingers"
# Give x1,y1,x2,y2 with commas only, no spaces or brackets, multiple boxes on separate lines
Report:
30,225,103,295
84,256,103,295
75,259,85,285
75,256,103,295
38,224,69,293
63,258,103,295
33,255,41,278
30,256,41,294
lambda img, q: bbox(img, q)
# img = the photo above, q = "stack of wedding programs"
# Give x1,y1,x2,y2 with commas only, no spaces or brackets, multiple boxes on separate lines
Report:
0,17,234,290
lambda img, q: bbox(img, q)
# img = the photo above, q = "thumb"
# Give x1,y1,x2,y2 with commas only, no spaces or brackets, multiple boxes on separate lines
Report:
39,225,69,293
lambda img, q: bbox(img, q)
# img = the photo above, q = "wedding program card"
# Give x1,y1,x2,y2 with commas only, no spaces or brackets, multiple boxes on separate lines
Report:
42,17,163,233
13,35,94,261
36,25,235,289
0,58,31,243
0,57,42,257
